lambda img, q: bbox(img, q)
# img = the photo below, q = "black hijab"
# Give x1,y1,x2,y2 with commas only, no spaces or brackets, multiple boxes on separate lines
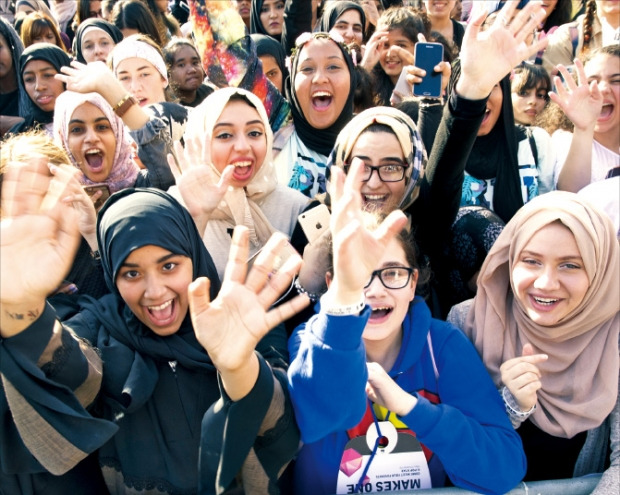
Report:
318,1,367,41
18,43,71,127
251,32,289,86
450,60,524,223
0,17,29,116
250,0,281,42
285,32,356,157
92,188,221,371
72,18,123,64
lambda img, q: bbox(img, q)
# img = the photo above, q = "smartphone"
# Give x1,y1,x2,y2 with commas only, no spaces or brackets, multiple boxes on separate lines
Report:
391,67,412,105
298,204,331,244
83,184,111,210
413,42,444,98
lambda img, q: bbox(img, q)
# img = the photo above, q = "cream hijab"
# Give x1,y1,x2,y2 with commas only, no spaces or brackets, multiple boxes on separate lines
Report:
184,87,277,249
463,191,619,439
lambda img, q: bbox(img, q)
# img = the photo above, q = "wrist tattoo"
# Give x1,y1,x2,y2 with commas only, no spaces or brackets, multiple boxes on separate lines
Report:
5,308,40,321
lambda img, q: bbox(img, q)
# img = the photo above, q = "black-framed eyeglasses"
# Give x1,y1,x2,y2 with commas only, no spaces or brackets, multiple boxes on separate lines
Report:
365,267,414,290
343,163,407,182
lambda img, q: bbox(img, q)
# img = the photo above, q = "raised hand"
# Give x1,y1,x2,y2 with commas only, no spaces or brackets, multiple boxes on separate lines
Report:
168,137,234,235
457,1,548,100
549,60,603,132
366,362,417,417
360,27,389,71
55,60,117,96
1,158,81,337
188,226,309,400
328,159,407,304
500,343,548,412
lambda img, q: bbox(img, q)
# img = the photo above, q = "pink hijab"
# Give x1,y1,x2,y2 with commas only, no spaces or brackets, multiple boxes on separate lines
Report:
53,91,139,193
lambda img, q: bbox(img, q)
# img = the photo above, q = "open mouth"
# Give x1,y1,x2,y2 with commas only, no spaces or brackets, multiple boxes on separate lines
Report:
231,160,254,181
311,91,333,111
599,103,614,120
145,298,177,326
137,96,149,106
369,306,393,322
362,193,389,210
84,148,104,172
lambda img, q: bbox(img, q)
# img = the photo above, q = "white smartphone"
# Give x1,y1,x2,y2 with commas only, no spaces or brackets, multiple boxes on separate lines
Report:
298,204,331,244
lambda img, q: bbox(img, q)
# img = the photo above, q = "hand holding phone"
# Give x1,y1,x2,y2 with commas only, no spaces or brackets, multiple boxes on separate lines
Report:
83,184,111,210
298,204,331,244
391,67,413,105
413,41,444,98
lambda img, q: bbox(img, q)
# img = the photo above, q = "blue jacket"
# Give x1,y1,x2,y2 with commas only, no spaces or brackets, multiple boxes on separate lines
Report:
288,297,526,495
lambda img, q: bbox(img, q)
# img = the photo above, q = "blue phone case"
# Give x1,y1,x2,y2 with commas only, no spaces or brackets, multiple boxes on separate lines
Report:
413,42,443,98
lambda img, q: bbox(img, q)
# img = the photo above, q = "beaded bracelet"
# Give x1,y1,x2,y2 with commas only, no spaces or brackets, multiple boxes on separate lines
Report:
320,293,365,316
294,278,322,303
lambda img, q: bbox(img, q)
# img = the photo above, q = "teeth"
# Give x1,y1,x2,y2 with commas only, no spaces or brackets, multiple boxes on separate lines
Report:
533,297,558,305
149,300,173,311
232,161,252,167
372,306,391,311
364,195,386,200
85,149,101,155
312,91,332,98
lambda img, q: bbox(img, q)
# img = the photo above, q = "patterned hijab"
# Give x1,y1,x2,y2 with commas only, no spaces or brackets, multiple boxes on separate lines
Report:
328,106,426,211
53,91,140,193
184,87,278,249
462,191,619,438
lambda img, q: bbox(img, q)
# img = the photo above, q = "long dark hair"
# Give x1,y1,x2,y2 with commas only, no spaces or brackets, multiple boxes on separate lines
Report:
110,0,163,47
372,7,430,106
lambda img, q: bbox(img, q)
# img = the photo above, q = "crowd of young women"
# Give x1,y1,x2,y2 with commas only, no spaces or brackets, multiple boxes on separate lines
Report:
0,1,618,494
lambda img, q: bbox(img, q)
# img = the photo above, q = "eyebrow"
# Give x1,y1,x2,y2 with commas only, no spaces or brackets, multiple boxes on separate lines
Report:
121,253,180,268
520,249,583,261
352,154,406,164
214,119,264,128
118,65,152,74
68,116,110,125
300,55,344,63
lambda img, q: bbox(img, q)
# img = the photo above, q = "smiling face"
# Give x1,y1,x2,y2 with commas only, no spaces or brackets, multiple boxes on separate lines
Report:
259,0,285,36
116,245,193,336
378,27,416,84
424,0,457,19
81,28,115,63
512,222,590,326
349,130,407,213
210,98,268,187
259,54,283,93
67,102,117,183
511,83,548,125
478,83,503,136
584,53,620,139
332,9,364,45
22,59,65,112
115,57,167,106
294,38,351,129
170,44,204,93
363,238,417,347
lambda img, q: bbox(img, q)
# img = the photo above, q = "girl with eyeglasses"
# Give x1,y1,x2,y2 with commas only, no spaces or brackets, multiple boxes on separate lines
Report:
287,160,526,495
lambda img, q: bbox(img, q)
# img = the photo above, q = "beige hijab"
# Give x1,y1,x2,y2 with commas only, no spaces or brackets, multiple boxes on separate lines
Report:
184,87,278,250
463,191,619,439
